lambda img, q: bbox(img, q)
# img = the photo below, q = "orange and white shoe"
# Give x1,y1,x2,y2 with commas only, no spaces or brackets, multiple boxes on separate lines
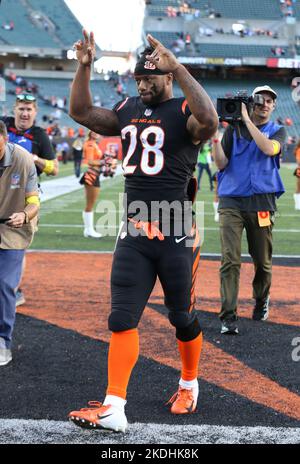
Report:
167,386,198,414
68,401,128,433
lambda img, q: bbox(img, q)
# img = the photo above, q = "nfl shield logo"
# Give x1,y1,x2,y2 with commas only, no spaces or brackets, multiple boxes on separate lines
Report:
144,109,152,117
11,173,20,189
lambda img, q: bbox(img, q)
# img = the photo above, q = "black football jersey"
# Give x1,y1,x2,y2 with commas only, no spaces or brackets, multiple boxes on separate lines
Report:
113,96,200,205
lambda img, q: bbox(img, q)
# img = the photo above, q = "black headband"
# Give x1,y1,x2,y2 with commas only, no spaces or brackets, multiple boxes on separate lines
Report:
134,47,167,76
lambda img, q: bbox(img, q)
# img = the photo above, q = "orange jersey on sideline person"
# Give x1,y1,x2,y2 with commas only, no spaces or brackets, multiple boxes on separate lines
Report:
295,147,300,164
82,140,103,165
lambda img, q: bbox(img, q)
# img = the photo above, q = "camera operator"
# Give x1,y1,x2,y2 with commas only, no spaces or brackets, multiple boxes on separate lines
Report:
212,86,286,335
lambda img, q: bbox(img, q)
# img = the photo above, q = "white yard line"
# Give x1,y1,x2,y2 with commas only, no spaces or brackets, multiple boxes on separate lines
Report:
36,223,300,233
0,419,299,444
40,165,124,202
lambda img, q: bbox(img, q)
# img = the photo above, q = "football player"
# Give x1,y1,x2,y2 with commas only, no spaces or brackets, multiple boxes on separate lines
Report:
68,30,218,432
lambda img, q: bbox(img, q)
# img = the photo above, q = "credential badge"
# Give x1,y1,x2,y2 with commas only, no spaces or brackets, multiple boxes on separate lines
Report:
11,173,21,189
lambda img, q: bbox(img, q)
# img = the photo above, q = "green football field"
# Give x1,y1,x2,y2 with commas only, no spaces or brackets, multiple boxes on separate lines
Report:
32,163,300,256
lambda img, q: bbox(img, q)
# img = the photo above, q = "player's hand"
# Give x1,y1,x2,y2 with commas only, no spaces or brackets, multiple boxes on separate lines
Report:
146,34,181,74
6,212,26,228
73,29,95,66
241,103,251,123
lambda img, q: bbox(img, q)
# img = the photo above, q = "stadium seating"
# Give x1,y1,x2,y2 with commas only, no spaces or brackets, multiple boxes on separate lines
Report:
146,31,181,50
193,43,291,58
27,0,83,47
0,1,57,48
0,0,83,48
146,0,282,19
145,32,291,58
2,74,298,137
189,1,282,20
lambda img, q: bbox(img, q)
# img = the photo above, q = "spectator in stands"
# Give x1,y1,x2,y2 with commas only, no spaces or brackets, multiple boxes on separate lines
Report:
68,127,75,138
185,33,191,47
0,121,40,367
293,140,300,210
2,21,14,31
50,122,61,136
0,92,58,306
60,126,68,138
80,131,103,239
212,85,287,335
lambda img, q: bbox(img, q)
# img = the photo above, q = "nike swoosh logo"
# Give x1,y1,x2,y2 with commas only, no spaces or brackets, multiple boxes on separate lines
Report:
186,400,195,413
97,413,113,420
175,236,187,244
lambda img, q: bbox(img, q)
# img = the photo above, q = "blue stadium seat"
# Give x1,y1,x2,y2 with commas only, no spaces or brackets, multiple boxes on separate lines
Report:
0,1,57,47
27,0,83,47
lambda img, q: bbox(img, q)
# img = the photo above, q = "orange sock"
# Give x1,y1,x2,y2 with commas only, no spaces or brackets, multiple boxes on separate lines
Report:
106,329,139,399
177,332,203,381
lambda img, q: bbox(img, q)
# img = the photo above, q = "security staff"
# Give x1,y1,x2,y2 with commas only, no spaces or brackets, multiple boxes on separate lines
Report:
0,121,39,366
1,93,58,306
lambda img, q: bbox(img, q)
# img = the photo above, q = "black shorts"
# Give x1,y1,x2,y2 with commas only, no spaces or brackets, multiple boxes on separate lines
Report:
79,168,101,187
110,221,201,330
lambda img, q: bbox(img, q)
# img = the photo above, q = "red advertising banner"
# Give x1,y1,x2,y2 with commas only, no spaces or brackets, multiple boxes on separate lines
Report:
266,58,279,68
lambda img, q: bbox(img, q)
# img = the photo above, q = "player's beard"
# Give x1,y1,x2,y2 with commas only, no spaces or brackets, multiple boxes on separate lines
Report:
141,84,167,106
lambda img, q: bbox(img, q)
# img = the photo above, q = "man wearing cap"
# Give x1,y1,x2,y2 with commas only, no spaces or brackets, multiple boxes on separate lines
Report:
212,85,286,335
1,93,58,178
0,120,39,366
1,92,58,306
67,30,218,432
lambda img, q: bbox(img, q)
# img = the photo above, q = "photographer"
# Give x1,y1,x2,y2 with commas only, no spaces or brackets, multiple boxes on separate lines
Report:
213,86,286,335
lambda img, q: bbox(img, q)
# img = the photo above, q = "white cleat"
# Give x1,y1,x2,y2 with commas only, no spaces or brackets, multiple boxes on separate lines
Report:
69,403,128,433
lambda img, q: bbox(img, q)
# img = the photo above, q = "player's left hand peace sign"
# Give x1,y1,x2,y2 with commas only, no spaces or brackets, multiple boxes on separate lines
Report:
146,34,181,74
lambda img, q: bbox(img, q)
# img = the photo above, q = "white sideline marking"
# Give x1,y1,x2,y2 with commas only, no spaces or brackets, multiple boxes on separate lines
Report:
40,165,123,202
38,208,300,219
36,224,300,233
0,419,299,444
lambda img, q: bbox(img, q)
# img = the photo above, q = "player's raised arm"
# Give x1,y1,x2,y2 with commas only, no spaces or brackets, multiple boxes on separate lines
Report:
146,34,218,143
70,30,120,136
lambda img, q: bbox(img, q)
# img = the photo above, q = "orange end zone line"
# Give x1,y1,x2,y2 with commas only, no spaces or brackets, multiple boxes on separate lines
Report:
18,252,300,422
139,307,300,422
18,303,300,422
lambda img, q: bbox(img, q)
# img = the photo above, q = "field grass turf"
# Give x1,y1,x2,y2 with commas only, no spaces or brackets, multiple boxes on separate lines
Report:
32,164,300,255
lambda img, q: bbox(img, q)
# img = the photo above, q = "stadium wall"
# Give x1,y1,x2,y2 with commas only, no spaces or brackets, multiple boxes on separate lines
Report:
4,69,78,79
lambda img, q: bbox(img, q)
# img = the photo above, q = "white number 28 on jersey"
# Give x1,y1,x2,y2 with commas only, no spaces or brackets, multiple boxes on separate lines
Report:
121,125,165,176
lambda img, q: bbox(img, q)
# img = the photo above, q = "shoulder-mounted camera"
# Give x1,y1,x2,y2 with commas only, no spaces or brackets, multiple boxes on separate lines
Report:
217,91,264,123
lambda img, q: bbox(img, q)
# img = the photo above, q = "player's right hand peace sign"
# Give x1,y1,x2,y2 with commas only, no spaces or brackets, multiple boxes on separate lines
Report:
146,34,181,74
73,29,95,66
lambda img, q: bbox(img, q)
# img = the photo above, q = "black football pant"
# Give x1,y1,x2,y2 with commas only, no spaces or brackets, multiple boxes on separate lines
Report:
109,225,201,341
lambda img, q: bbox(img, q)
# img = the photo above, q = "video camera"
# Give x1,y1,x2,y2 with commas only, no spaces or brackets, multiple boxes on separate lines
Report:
217,91,264,123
